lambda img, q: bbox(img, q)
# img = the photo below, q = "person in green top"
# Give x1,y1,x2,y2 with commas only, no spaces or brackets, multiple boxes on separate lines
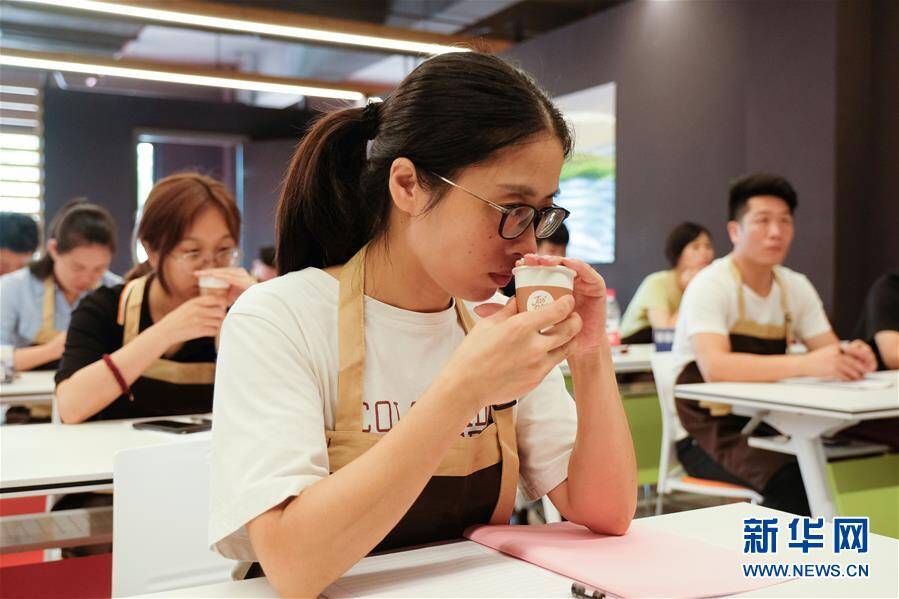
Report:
620,222,714,344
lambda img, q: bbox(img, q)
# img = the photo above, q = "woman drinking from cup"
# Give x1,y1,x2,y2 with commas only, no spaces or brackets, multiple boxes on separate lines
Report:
55,173,255,423
209,52,636,597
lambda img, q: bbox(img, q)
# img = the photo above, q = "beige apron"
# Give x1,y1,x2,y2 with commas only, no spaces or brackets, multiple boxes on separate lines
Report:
698,262,793,416
327,244,520,551
675,259,796,490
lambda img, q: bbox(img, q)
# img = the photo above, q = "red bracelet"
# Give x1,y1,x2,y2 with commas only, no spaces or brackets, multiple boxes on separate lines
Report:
102,354,134,401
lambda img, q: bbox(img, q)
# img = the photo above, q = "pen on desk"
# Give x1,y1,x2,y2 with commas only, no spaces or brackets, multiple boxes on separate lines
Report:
571,582,605,599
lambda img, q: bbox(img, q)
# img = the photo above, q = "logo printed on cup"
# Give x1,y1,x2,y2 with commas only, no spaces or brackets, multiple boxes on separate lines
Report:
527,290,554,311
512,264,576,314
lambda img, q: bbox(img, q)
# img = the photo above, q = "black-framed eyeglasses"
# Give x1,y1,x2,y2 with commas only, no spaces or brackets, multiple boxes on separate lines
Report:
432,173,571,240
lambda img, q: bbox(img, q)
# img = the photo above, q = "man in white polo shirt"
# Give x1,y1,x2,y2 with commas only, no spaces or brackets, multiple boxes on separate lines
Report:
670,173,896,516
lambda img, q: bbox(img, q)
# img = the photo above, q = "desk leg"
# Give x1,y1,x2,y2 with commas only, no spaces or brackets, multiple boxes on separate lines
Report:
791,436,835,519
762,413,849,520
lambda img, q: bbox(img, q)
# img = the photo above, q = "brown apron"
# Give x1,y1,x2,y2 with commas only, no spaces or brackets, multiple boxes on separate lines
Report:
245,246,520,578
675,261,796,491
329,245,519,551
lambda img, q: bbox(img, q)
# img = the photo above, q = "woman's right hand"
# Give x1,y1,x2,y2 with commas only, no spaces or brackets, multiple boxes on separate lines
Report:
155,295,228,345
441,295,581,411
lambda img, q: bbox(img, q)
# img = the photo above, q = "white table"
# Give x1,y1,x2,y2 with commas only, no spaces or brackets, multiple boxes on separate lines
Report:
0,417,210,497
560,343,654,376
0,371,56,405
136,503,898,598
675,377,899,519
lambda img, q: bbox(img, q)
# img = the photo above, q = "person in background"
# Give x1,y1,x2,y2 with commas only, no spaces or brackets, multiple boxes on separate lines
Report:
0,212,39,275
619,222,714,344
854,270,899,370
671,172,897,516
1,200,120,373
55,173,255,424
251,245,278,282
538,222,568,257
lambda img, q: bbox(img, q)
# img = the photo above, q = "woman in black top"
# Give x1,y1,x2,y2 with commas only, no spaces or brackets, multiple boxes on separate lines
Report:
56,173,255,422
854,271,899,370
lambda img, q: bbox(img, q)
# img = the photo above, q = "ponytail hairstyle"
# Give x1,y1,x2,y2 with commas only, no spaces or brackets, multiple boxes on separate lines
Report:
276,51,572,274
29,198,117,280
126,172,240,293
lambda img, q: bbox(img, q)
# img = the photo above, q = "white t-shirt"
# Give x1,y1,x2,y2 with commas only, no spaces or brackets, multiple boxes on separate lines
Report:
669,255,832,380
208,268,577,561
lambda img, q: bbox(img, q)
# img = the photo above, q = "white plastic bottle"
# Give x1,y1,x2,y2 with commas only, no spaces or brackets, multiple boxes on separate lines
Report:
605,288,621,346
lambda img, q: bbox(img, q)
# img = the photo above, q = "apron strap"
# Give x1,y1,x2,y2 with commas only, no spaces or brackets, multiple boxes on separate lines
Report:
33,277,60,345
771,269,794,346
487,402,520,524
727,258,748,323
118,276,148,346
335,246,368,432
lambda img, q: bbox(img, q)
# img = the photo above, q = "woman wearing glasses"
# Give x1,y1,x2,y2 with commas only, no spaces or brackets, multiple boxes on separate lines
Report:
210,53,636,596
55,173,254,423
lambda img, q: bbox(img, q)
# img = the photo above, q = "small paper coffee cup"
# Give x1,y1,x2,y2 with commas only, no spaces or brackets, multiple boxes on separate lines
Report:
198,276,229,297
512,265,576,312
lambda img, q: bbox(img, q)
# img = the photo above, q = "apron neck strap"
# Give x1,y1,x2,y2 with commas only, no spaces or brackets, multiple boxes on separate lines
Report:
118,275,149,346
335,247,369,432
41,276,55,328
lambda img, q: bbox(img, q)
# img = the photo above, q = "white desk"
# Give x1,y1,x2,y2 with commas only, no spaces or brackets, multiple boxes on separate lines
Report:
675,378,899,519
0,418,210,497
0,371,56,406
136,503,898,598
560,343,654,376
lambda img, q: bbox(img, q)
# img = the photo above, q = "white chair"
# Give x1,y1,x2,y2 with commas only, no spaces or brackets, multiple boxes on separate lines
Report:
513,488,562,524
112,436,233,597
650,352,762,515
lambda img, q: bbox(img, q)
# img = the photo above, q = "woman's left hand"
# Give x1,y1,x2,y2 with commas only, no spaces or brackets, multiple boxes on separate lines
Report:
194,267,256,306
516,254,607,354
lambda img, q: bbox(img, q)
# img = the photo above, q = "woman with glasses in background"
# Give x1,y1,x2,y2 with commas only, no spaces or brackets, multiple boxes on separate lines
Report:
210,53,636,597
55,173,255,423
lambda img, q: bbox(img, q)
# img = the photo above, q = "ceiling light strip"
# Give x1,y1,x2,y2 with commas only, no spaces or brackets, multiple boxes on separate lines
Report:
0,52,367,101
13,0,470,55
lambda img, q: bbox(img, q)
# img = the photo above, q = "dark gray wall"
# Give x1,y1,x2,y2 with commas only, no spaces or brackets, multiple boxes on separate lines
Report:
42,88,311,274
835,0,899,335
243,138,297,266
504,0,896,334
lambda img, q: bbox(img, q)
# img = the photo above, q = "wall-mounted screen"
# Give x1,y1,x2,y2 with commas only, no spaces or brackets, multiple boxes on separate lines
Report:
555,82,616,264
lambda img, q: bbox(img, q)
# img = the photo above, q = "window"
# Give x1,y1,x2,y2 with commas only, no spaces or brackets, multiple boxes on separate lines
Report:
0,84,43,221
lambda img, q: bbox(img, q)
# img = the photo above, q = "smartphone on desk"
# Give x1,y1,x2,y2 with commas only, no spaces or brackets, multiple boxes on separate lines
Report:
132,418,211,434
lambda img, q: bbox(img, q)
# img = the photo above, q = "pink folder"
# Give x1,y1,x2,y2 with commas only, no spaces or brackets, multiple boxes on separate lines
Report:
465,521,788,598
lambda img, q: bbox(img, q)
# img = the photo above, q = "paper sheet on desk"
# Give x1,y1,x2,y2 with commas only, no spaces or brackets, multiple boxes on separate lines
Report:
780,372,896,390
465,521,789,599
